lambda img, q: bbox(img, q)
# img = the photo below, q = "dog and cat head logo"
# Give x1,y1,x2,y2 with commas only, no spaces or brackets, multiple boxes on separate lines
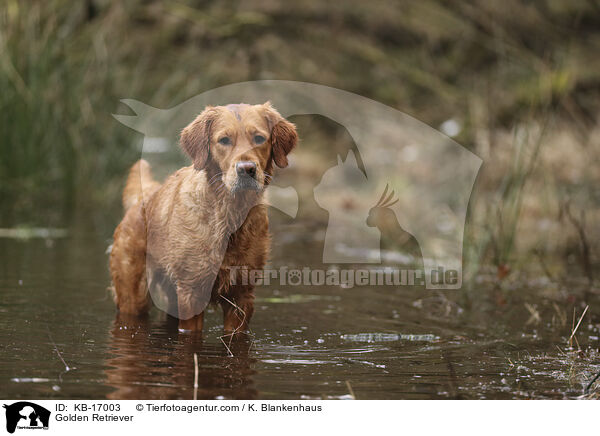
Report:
114,80,481,308
3,402,50,433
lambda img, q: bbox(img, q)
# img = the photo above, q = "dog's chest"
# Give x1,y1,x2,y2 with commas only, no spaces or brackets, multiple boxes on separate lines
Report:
221,207,270,270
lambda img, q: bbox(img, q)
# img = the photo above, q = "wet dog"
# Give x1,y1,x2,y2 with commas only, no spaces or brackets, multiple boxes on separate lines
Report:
109,103,297,333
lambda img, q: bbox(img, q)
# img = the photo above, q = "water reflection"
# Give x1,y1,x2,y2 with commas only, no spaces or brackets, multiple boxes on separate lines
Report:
105,314,257,400
1,234,597,400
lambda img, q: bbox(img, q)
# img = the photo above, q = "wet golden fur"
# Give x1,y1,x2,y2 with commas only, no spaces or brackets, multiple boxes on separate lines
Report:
109,103,297,332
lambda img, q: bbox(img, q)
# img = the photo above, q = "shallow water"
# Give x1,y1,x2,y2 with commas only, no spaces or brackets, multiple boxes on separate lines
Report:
1,217,599,400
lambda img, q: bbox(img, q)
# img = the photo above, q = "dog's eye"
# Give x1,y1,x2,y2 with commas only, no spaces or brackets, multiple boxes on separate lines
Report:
254,135,266,144
218,137,231,146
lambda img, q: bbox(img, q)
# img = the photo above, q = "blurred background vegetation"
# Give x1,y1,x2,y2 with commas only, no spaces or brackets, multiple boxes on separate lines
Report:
1,0,599,292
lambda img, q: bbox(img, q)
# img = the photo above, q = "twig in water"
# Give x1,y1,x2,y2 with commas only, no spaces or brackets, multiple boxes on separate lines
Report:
568,305,589,347
46,326,71,372
555,345,568,357
193,353,199,400
585,370,600,394
45,326,73,383
218,337,232,357
218,295,249,357
345,381,356,400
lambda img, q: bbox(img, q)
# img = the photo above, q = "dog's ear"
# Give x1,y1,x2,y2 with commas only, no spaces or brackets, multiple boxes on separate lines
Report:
180,107,218,170
263,102,298,168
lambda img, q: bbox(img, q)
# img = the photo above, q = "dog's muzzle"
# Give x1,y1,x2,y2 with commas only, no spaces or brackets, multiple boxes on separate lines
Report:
232,161,260,193
236,161,257,178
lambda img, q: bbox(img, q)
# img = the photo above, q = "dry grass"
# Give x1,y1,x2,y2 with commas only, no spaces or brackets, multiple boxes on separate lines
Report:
218,295,254,357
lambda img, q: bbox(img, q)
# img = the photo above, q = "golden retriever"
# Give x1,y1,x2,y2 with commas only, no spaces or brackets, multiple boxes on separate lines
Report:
109,102,297,333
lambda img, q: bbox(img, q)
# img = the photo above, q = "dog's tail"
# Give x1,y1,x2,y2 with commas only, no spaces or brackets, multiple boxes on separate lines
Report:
122,159,161,211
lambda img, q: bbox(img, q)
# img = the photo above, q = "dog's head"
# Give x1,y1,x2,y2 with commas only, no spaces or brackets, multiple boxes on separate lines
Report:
180,102,297,195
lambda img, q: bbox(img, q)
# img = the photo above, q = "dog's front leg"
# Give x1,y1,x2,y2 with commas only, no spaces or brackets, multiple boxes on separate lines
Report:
176,284,205,332
221,288,255,334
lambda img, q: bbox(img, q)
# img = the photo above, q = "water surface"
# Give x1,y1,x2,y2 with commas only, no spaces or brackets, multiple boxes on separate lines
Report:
1,219,598,400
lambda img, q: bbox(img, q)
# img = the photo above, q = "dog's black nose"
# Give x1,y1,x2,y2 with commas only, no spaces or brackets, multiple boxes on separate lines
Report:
236,161,257,178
